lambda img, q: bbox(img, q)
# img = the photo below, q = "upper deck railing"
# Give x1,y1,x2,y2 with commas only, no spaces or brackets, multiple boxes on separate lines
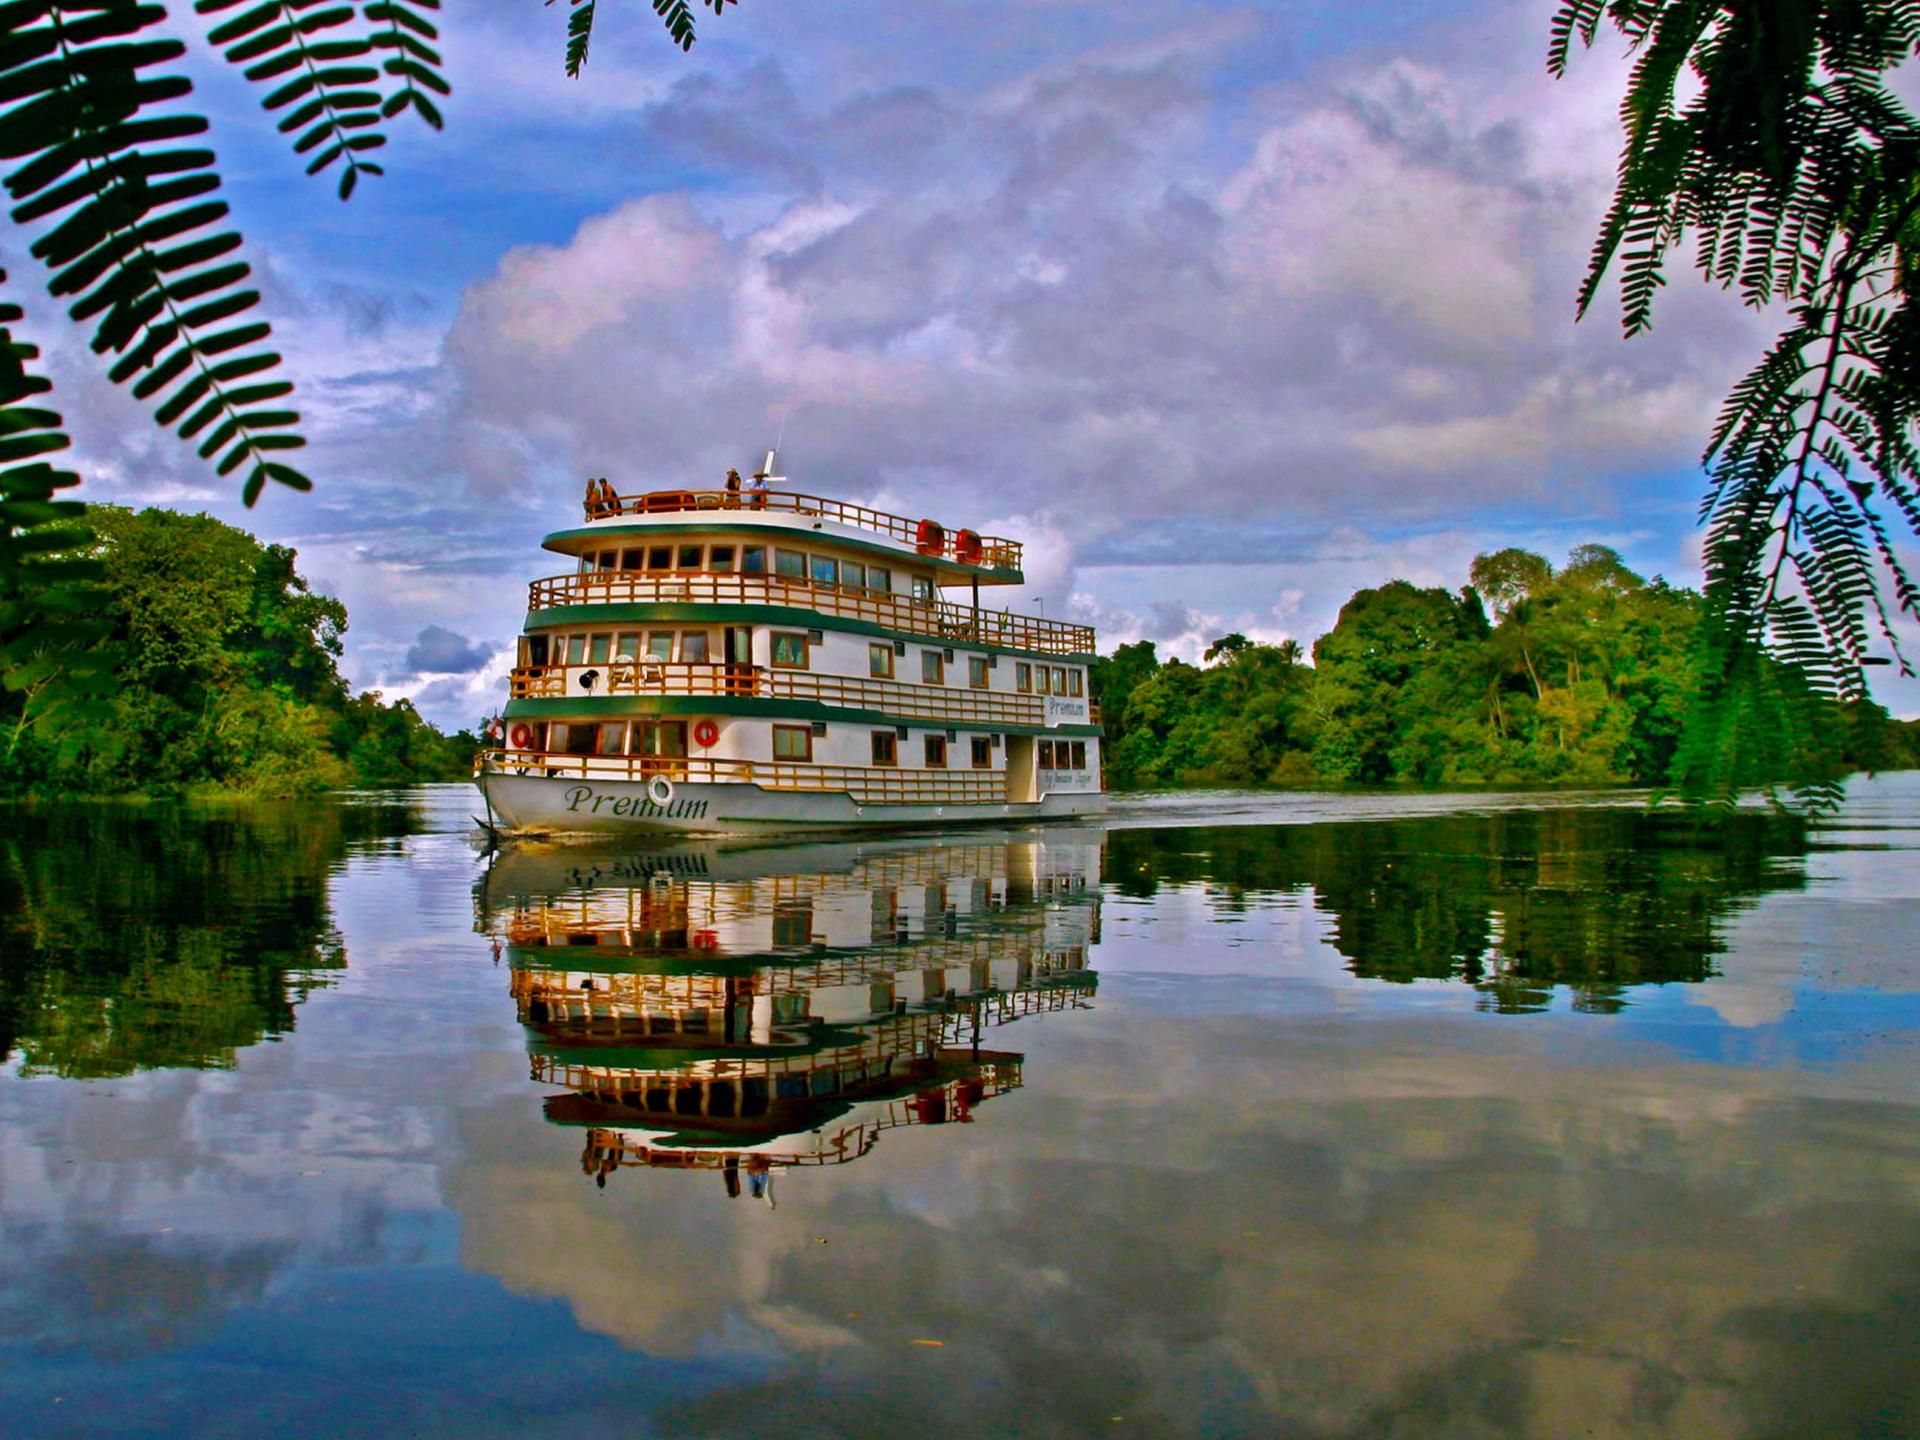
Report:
526,571,1096,656
583,488,1023,572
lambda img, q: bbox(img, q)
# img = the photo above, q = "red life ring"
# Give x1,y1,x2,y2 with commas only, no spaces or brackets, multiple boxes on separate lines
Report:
955,528,982,565
508,722,534,750
915,518,945,555
692,929,719,950
693,720,719,748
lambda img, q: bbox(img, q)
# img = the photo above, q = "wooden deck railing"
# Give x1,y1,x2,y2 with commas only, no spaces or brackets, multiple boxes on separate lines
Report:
526,572,1094,655
583,487,1022,571
481,748,1008,804
508,659,1098,725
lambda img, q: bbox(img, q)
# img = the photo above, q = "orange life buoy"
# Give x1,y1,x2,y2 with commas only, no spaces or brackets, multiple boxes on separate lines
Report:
955,528,982,565
693,720,719,748
508,722,534,750
915,518,945,556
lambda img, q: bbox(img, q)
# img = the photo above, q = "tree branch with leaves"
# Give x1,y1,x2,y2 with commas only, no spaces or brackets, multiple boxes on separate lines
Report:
1552,0,1920,804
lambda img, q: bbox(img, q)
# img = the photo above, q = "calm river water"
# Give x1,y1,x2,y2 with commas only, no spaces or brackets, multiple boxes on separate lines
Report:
3,777,1918,1438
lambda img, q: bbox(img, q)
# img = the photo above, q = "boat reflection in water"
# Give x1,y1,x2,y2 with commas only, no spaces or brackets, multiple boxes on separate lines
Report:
477,830,1102,1196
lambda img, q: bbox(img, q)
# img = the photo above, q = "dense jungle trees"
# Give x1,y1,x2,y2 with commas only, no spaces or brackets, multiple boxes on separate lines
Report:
0,505,476,795
1096,543,1920,792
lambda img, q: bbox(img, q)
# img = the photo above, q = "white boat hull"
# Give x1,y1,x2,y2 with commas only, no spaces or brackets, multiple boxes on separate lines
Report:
477,770,1108,836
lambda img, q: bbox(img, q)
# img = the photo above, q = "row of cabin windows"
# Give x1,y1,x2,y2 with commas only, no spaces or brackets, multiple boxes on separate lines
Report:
868,732,996,769
521,719,1042,767
1038,740,1090,770
576,543,935,601
525,626,1084,695
1015,662,1082,696
526,629,714,667
533,720,691,757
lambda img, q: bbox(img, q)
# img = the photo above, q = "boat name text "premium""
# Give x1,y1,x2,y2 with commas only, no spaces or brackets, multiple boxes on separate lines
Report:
561,785,711,820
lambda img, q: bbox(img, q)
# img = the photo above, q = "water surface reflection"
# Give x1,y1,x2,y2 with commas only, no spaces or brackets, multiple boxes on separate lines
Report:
0,782,1916,1439
479,833,1101,1193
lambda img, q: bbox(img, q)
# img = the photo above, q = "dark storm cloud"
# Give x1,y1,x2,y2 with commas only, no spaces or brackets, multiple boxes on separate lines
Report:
405,625,491,675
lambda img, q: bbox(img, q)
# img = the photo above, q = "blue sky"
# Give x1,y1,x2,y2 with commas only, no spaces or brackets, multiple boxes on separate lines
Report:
26,0,1920,727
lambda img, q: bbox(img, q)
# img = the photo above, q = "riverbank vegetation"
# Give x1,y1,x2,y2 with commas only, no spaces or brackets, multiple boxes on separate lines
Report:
0,508,477,798
1094,545,1920,792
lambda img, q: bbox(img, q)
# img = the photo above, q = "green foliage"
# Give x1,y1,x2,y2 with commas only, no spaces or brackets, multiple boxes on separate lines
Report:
548,0,736,77
0,797,421,1076
0,268,116,760
1552,1,1920,804
1104,806,1808,1012
1096,544,1917,793
0,504,475,795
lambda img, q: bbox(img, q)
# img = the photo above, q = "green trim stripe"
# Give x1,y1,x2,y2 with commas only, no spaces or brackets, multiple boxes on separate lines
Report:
502,692,1103,738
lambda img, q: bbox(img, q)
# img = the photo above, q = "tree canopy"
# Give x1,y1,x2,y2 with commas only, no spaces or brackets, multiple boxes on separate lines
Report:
1553,1,1920,802
1095,544,1918,793
0,504,477,794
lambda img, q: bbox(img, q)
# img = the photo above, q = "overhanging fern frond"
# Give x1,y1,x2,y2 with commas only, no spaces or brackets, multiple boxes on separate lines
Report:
364,0,446,129
194,0,387,200
549,0,736,74
0,0,310,507
1556,0,1920,804
0,269,116,758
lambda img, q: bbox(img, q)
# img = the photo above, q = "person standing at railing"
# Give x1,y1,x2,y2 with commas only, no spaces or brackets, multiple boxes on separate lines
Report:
746,467,768,510
724,468,742,508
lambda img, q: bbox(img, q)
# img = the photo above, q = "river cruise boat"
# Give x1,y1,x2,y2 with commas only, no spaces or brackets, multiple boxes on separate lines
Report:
476,456,1107,835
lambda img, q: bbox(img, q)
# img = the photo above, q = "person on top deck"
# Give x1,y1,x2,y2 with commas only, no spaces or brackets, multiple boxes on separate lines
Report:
747,467,769,510
724,468,742,508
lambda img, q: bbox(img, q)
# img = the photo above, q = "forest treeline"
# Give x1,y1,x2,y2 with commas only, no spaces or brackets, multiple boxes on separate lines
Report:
1,508,477,798
1093,544,1920,791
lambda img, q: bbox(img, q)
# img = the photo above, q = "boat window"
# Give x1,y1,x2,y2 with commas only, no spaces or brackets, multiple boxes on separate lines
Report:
772,725,812,761
709,545,735,574
1015,662,1031,692
679,631,710,663
647,545,672,571
614,632,640,661
869,566,891,594
1071,740,1087,769
771,904,812,949
527,635,549,667
968,656,989,689
775,549,807,579
620,548,645,571
810,555,838,587
587,634,611,665
971,737,992,768
842,560,865,590
677,544,703,571
770,632,809,668
869,643,893,679
1038,740,1054,768
911,575,934,603
564,724,597,756
598,551,617,571
577,556,592,575
1053,666,1069,693
923,735,947,768
633,721,688,757
1035,666,1050,694
921,651,944,684
1069,669,1083,696
742,546,766,574
871,731,897,765
596,722,627,755
565,634,588,665
647,632,675,661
